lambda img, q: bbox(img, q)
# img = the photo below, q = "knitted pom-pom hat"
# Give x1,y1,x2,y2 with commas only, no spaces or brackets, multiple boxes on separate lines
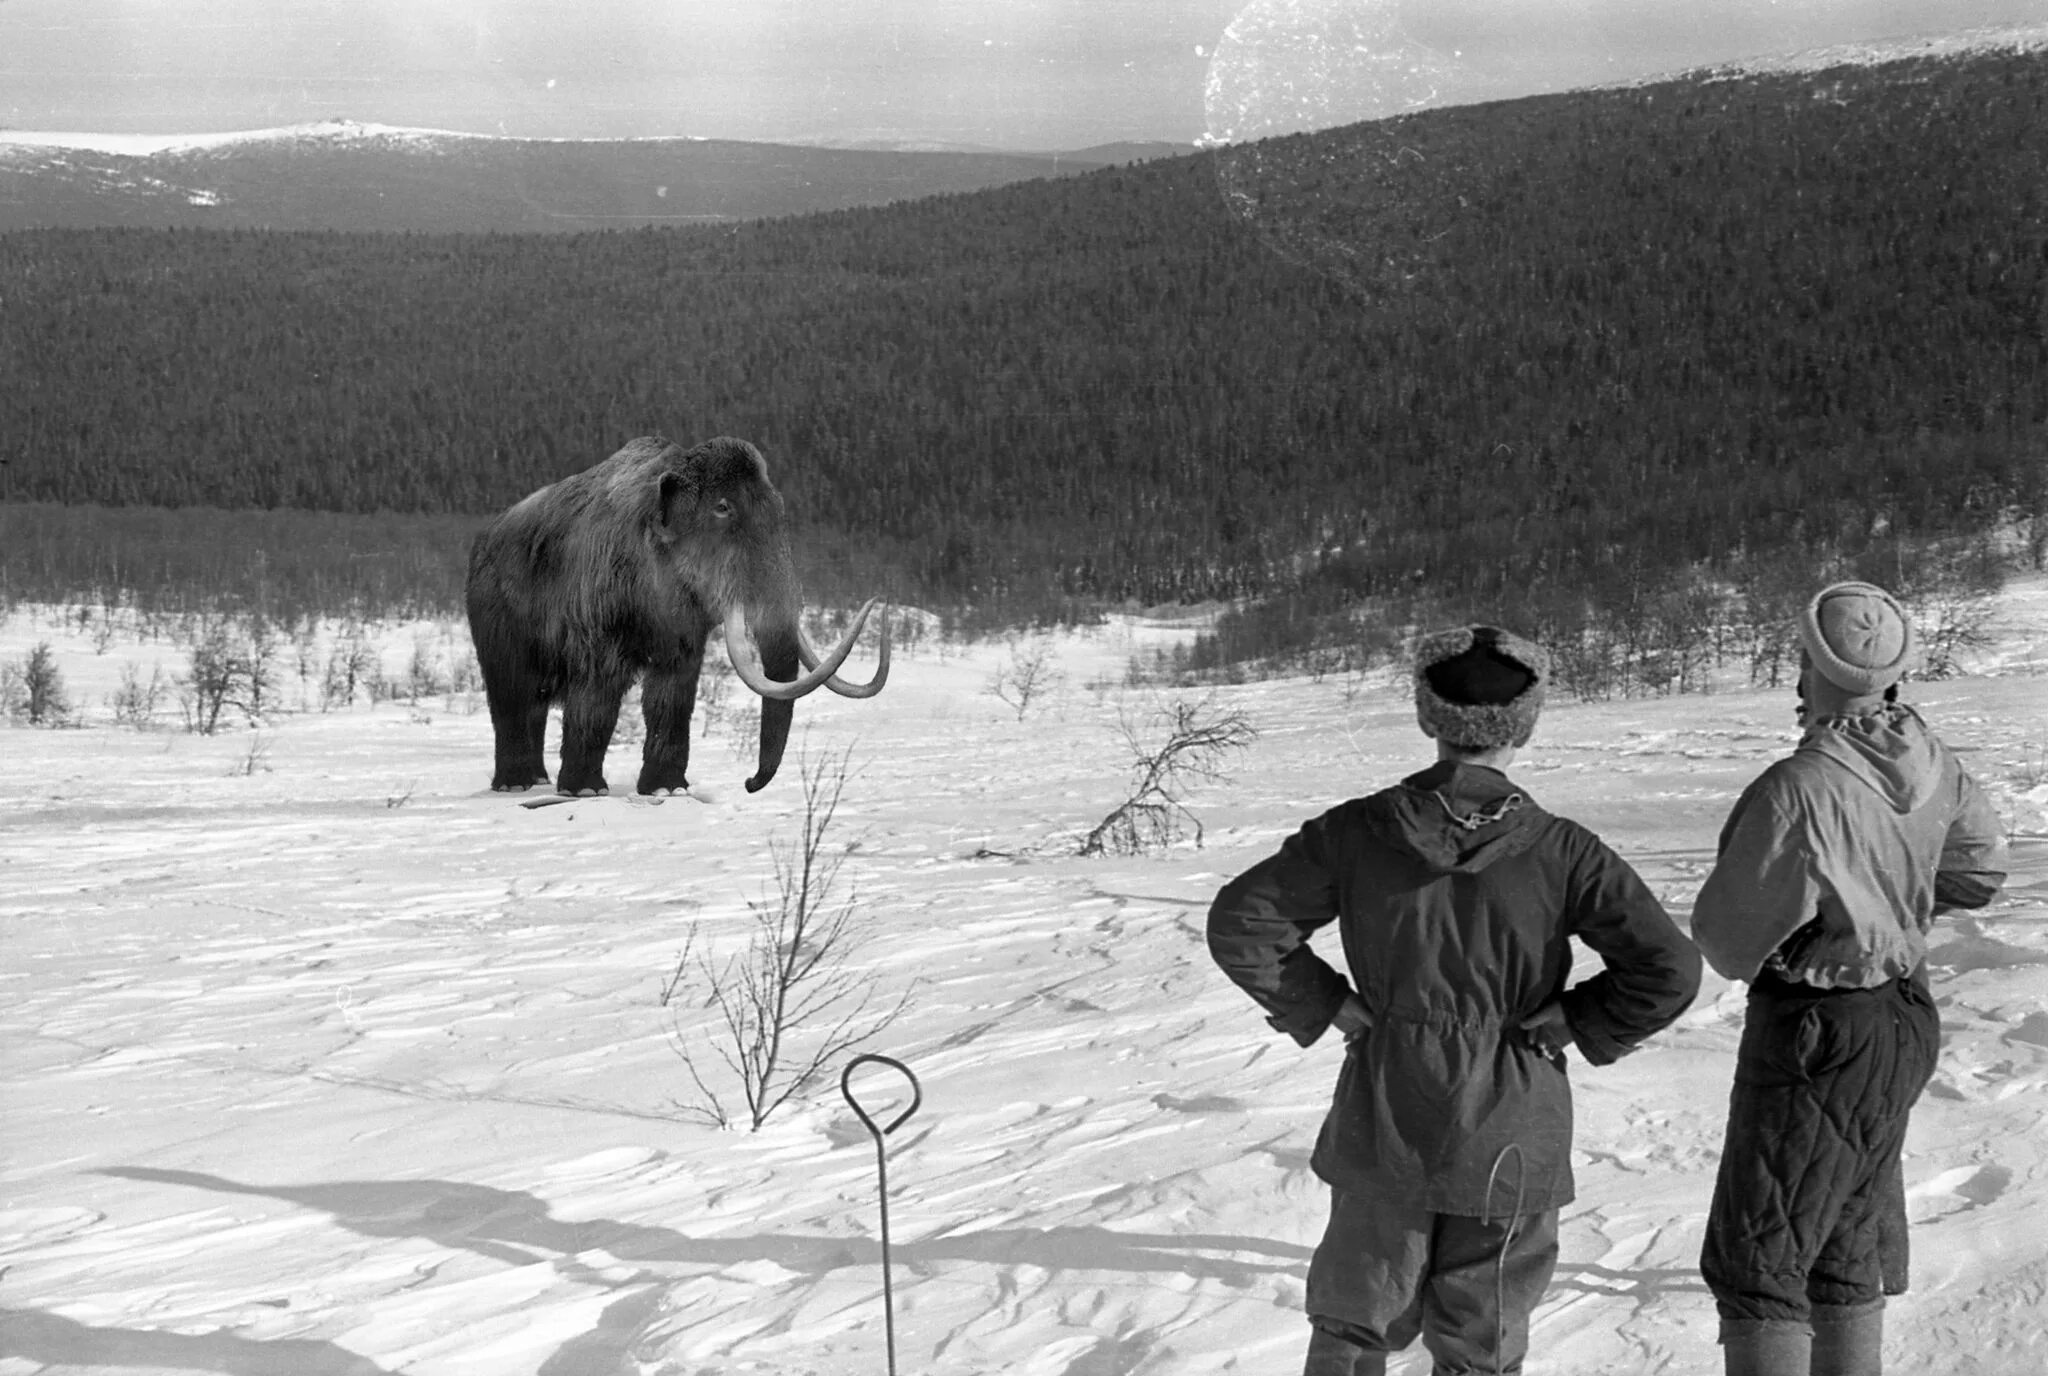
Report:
1799,581,1916,695
1412,625,1551,750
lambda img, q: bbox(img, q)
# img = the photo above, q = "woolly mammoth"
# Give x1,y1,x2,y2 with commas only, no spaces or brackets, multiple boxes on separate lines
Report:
464,435,888,796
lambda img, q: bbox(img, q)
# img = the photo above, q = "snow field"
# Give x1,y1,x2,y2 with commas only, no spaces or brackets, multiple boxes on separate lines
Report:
1,580,2044,1374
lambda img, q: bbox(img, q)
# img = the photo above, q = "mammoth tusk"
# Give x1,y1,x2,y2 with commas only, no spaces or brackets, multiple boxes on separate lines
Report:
798,600,890,698
723,602,871,702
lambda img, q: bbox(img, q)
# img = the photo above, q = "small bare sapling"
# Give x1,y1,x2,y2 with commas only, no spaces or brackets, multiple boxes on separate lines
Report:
668,748,908,1130
108,662,169,727
322,620,383,710
178,617,276,733
1080,697,1259,856
987,637,1065,720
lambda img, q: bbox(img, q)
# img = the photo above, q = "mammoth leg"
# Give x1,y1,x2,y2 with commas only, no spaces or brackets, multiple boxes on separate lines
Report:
637,657,701,795
480,657,551,791
556,676,627,796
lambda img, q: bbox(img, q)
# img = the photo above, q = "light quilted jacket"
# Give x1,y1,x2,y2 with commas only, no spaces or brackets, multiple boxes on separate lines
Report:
1692,704,2008,988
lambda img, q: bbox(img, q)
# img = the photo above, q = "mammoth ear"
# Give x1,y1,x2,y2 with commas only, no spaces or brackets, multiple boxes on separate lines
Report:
655,471,689,540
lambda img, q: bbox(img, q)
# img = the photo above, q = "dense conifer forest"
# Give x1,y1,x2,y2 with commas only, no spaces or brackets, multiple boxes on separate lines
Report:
2,49,2043,665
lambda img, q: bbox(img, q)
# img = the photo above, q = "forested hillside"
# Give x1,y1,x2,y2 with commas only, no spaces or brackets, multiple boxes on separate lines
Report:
2,48,2043,652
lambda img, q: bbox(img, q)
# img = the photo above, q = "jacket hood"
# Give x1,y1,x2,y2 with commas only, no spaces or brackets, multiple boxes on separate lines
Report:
1796,703,1944,814
1364,760,1544,874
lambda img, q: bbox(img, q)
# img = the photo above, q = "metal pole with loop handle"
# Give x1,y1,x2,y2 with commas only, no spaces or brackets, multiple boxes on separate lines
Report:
840,1052,923,1376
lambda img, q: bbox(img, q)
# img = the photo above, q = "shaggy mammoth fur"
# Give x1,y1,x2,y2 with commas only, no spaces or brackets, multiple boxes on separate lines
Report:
464,435,887,796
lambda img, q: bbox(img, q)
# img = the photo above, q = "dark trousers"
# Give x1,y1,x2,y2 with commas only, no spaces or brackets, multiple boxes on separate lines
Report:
1701,971,1938,1323
1307,1187,1559,1374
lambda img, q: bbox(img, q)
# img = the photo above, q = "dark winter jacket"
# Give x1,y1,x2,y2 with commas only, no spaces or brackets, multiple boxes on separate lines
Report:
1692,704,2008,987
1208,761,1701,1214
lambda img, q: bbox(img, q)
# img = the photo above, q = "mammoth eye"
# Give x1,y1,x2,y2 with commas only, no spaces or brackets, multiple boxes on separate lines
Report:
712,498,735,520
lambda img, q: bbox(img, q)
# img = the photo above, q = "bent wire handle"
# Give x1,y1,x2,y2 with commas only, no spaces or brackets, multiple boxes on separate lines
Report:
841,1052,922,1138
841,1053,922,1376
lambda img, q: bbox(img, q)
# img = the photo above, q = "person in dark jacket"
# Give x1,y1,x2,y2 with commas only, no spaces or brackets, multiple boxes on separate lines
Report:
1693,581,2008,1376
1208,625,1702,1376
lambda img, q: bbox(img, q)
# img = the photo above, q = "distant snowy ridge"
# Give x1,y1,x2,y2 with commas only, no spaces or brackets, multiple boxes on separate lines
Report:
0,118,719,157
1649,21,2048,86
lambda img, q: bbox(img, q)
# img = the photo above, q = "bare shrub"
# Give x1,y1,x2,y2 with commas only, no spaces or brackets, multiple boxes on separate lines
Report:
403,632,446,702
108,661,169,727
322,620,382,710
696,658,734,736
987,637,1064,720
667,749,908,1130
20,643,70,725
1912,587,1999,681
1868,540,2004,682
1543,617,1624,703
228,731,274,776
87,608,120,655
723,693,761,765
4,643,70,725
443,625,481,698
178,619,245,734
1080,697,1259,856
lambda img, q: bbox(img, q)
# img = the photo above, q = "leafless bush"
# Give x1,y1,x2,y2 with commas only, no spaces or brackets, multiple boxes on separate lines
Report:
1862,540,2003,682
1080,697,1259,856
987,637,1064,720
696,659,734,736
1543,618,1624,702
667,748,908,1130
240,616,284,719
228,731,273,776
87,608,120,655
178,619,248,734
23,643,70,725
4,643,70,725
444,628,481,697
108,661,169,728
322,620,382,709
403,632,446,702
1904,580,2000,681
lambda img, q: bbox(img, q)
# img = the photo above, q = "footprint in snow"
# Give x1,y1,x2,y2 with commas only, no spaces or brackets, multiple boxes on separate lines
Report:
1907,1163,2014,1222
2001,1010,2048,1049
1153,1091,1247,1114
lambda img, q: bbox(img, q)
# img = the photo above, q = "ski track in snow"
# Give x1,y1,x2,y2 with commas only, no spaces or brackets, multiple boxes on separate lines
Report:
2,580,2045,1375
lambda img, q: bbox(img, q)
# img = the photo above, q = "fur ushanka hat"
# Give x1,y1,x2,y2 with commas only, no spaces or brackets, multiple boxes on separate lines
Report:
1412,625,1551,750
1799,580,1916,696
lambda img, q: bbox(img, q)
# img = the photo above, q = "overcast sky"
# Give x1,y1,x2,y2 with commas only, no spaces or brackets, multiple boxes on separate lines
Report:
4,0,2043,148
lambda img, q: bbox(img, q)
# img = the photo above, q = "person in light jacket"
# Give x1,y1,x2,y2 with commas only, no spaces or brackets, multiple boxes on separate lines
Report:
1693,580,2007,1376
1208,625,1701,1376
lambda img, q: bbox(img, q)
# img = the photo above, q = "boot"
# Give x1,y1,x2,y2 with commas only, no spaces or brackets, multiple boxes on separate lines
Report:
1720,1318,1812,1376
1810,1303,1883,1376
1304,1325,1390,1376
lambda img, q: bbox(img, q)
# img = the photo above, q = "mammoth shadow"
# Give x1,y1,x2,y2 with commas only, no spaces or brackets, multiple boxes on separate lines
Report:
465,435,887,796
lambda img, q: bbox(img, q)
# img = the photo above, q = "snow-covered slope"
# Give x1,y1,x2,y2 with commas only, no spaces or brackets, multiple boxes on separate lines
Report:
1,581,2044,1374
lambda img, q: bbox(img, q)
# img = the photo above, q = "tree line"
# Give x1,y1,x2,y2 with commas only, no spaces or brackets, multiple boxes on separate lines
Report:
2,49,2042,651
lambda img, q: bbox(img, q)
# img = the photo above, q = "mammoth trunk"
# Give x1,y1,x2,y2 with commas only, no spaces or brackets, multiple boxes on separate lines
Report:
742,618,801,793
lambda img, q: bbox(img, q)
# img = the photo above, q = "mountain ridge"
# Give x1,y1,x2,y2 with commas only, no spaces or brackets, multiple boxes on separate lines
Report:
0,120,1191,232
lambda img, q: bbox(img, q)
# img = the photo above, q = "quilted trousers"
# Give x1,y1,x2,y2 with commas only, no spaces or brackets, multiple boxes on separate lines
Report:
1701,971,1938,1326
